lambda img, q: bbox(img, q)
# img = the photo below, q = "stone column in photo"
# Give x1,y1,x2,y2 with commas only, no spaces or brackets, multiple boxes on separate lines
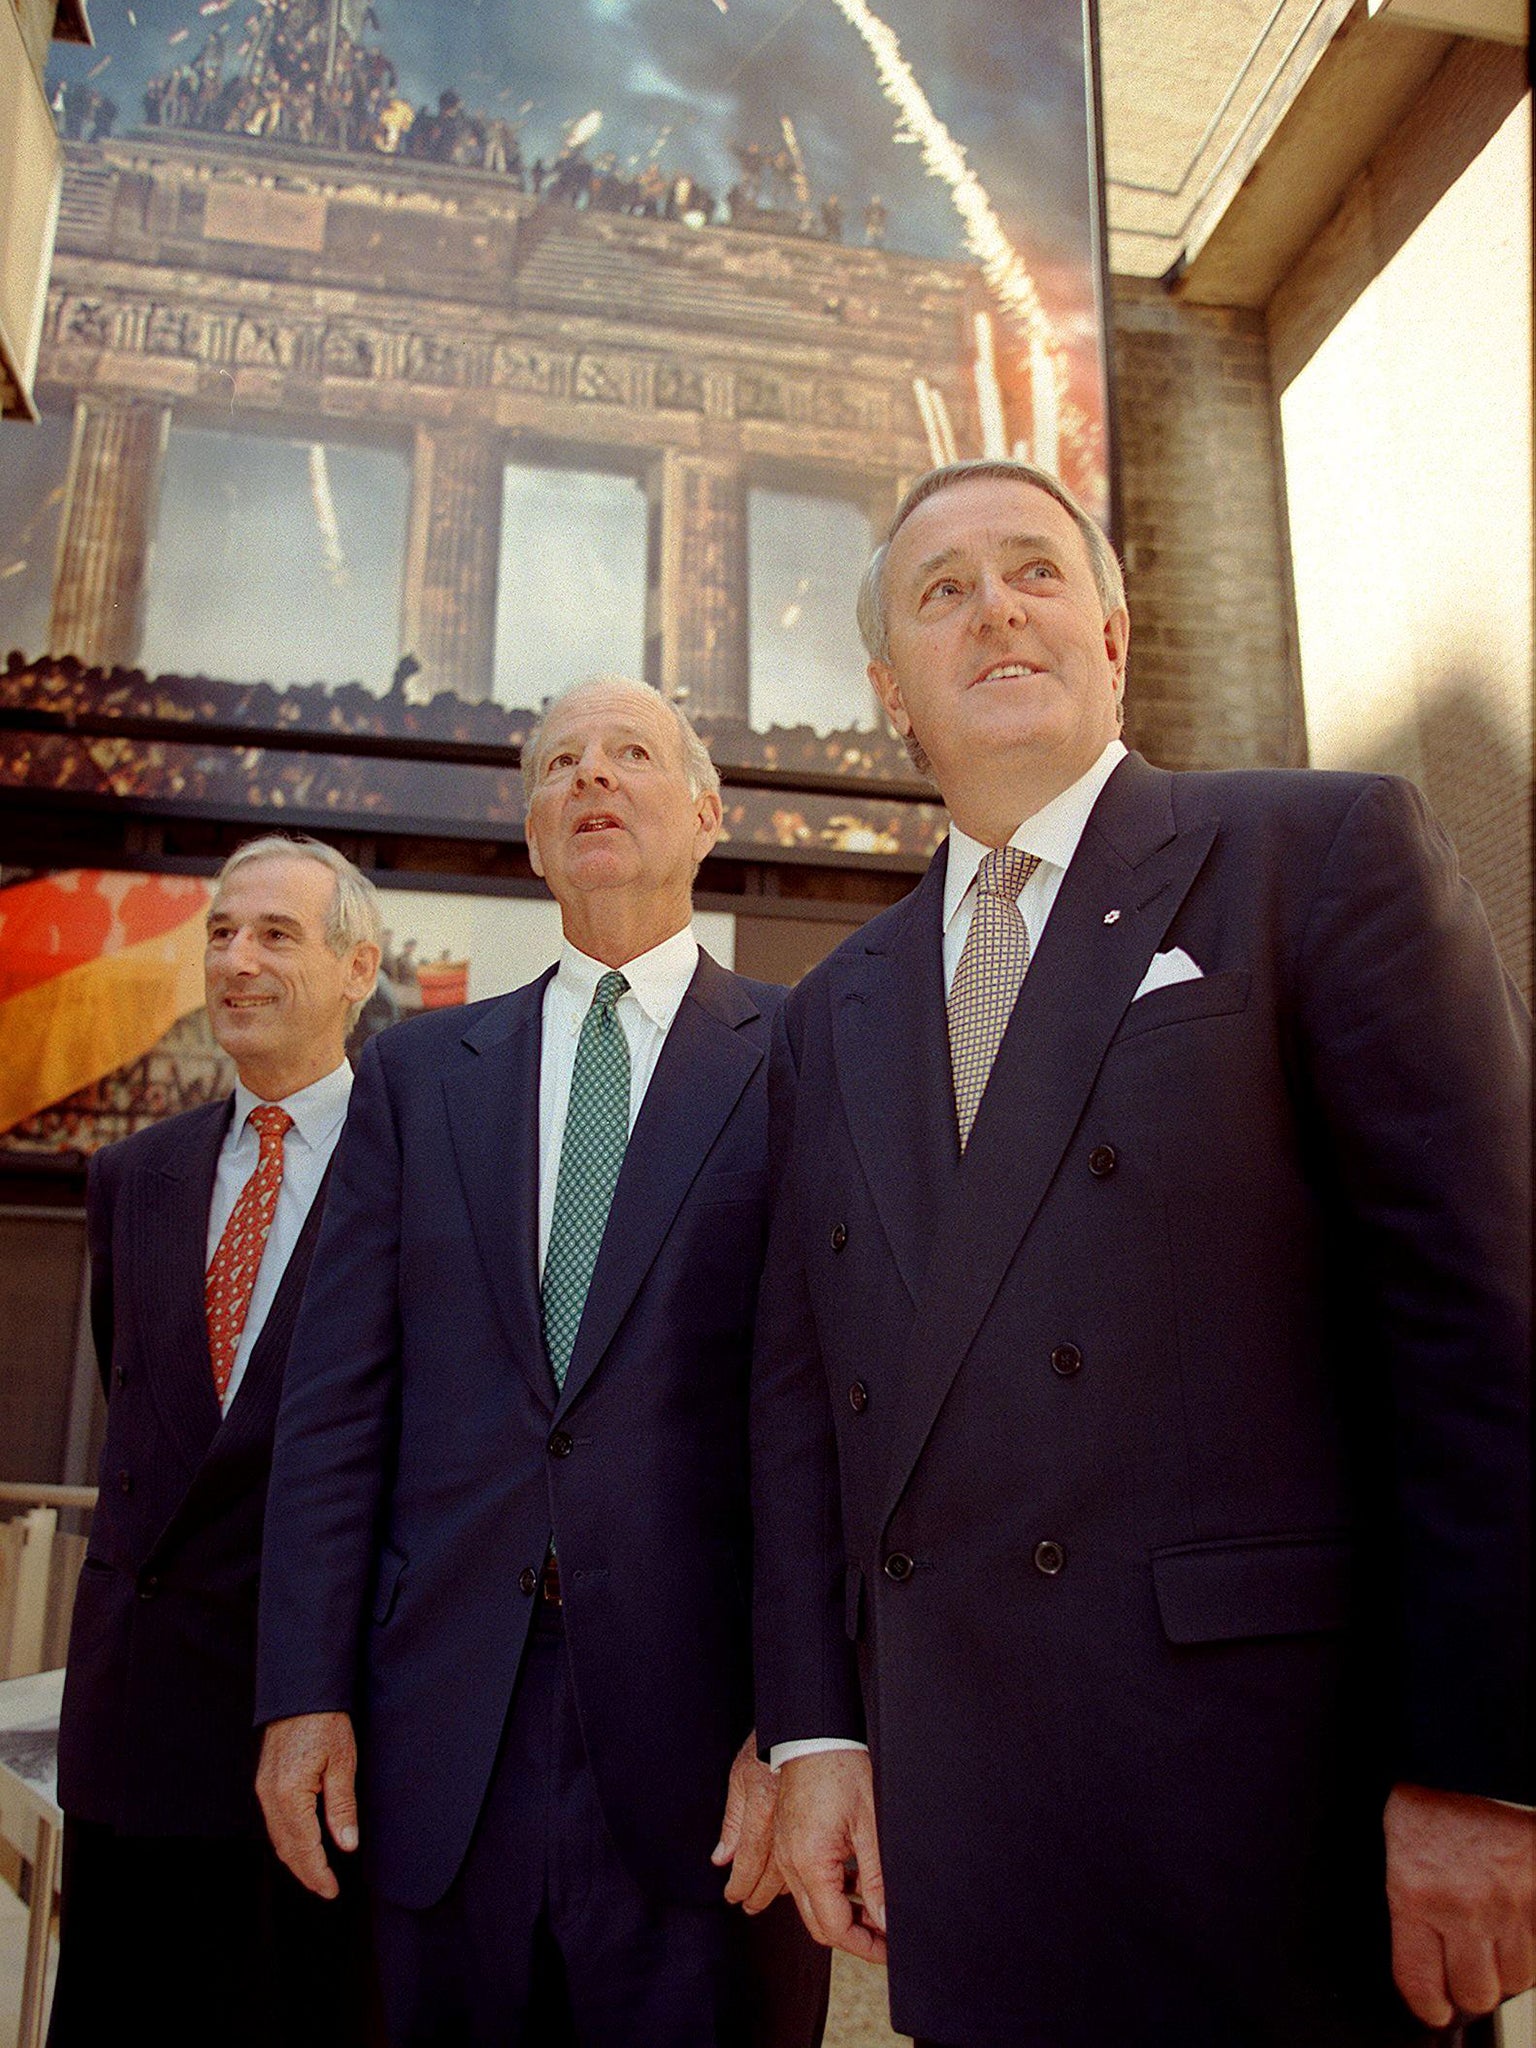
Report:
646,450,749,724
399,427,503,703
49,395,171,670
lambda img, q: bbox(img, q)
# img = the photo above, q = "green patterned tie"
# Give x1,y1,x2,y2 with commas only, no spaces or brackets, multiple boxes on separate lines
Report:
948,846,1040,1151
542,970,631,1390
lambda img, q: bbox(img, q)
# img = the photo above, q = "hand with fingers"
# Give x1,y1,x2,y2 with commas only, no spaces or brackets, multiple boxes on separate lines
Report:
775,1749,887,1965
1385,1783,1536,2028
256,1710,360,1900
712,1730,789,1913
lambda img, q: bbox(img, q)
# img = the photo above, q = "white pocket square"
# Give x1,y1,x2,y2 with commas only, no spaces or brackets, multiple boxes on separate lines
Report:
1133,947,1203,1001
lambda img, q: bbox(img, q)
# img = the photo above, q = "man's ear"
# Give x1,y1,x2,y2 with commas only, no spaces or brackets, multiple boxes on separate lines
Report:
869,660,911,737
693,787,724,863
525,812,546,879
346,942,382,1007
1103,607,1130,702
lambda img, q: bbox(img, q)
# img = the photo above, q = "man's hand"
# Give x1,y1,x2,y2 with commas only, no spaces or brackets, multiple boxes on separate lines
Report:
256,1711,360,1900
775,1749,887,1965
712,1731,787,1913
1385,1783,1536,2026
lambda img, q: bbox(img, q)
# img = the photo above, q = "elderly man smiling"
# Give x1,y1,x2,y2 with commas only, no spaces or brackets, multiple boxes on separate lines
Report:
255,679,828,2047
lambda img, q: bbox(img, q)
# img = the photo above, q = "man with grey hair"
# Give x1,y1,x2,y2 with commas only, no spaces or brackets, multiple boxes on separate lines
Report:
256,680,829,2045
751,459,1531,2047
51,834,381,2048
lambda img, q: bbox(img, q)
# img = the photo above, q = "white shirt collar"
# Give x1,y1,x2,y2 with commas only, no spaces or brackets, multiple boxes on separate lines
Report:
552,925,700,1033
232,1057,353,1151
943,739,1128,935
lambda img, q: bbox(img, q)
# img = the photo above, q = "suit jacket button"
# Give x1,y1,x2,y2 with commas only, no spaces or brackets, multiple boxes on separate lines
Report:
548,1431,574,1458
518,1566,538,1597
1033,1540,1066,1576
849,1381,869,1413
883,1552,914,1583
830,1223,848,1252
1087,1145,1117,1177
117,1469,132,1495
1050,1344,1083,1376
138,1574,159,1601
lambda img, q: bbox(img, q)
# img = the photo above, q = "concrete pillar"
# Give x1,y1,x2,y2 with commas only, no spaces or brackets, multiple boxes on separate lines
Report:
49,396,170,669
647,450,749,723
399,427,503,702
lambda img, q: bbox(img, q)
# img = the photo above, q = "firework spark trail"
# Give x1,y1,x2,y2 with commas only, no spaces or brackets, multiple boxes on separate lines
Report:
824,0,1065,404
308,445,349,590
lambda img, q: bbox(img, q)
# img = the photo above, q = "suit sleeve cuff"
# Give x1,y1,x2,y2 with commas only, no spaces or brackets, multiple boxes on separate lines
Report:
769,1737,870,1771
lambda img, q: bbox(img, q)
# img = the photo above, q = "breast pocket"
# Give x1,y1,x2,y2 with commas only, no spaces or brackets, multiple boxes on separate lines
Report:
1117,968,1250,1044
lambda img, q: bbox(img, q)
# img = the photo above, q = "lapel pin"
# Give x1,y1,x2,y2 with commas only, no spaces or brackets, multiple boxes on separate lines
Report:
1103,909,1121,925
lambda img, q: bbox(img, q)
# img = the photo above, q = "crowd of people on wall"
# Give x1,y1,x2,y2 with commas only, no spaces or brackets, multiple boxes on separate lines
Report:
59,7,892,247
0,650,918,783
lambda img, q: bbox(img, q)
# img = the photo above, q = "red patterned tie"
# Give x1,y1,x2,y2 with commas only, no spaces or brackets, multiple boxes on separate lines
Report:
205,1104,293,1402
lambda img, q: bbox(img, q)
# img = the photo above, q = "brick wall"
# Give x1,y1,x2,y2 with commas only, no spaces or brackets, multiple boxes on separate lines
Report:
1110,279,1306,775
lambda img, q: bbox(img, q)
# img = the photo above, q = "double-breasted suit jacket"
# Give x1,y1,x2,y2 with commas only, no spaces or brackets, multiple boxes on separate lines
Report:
751,753,1531,2048
257,951,785,1912
58,1099,332,1836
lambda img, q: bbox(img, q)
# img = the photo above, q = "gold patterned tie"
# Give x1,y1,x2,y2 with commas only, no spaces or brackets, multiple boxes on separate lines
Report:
947,846,1040,1150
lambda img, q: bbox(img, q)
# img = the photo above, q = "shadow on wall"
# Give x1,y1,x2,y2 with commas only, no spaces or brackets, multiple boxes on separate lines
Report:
1389,670,1531,1009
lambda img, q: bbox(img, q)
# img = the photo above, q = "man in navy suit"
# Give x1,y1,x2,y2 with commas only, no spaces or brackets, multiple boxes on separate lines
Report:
50,835,382,2048
751,461,1532,2047
255,678,828,2046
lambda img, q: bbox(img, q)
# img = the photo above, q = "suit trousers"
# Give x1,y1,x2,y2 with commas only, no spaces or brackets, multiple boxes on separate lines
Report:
372,1603,829,2048
47,1812,379,2048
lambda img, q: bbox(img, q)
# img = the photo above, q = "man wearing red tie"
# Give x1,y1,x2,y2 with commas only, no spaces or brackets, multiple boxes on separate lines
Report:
50,834,382,2048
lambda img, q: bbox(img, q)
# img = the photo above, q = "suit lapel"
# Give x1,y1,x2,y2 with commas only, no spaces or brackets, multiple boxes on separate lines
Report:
556,953,763,1416
829,853,959,1307
132,1099,231,1470
880,755,1220,1520
442,976,551,1407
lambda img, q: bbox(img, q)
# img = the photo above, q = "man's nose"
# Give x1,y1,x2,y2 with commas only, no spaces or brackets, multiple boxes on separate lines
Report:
974,572,1024,630
572,751,617,790
225,929,262,971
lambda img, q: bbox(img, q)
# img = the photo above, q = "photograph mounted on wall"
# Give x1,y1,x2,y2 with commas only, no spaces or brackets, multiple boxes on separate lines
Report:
1,0,1112,847
0,864,665,1163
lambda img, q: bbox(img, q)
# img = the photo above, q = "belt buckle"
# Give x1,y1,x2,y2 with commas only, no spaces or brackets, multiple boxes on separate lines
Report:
541,1551,562,1606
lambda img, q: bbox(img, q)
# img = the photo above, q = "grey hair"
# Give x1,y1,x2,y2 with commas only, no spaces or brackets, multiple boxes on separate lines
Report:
212,834,382,1028
521,675,721,805
857,458,1126,664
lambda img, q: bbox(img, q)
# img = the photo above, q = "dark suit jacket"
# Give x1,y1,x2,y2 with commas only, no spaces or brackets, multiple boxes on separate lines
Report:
256,951,785,1913
751,756,1531,2048
58,1098,332,1837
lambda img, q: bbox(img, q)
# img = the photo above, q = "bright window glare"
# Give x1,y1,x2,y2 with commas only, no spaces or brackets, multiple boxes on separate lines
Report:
141,428,408,690
749,488,875,734
495,465,647,711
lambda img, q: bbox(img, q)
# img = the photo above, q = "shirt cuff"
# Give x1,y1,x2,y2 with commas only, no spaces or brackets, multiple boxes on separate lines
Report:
769,1737,869,1770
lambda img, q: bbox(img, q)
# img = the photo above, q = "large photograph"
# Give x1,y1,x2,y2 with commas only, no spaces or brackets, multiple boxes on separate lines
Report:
0,864,737,1163
1,0,1111,853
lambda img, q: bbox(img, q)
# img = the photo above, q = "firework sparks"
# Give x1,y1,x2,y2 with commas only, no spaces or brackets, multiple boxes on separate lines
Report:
825,0,1065,422
779,116,811,210
564,109,603,153
307,445,349,591
972,311,1007,459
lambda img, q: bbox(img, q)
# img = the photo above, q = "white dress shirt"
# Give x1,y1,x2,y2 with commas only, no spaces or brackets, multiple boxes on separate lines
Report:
537,927,700,1276
204,1059,353,1413
772,740,1130,1770
941,738,1127,995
